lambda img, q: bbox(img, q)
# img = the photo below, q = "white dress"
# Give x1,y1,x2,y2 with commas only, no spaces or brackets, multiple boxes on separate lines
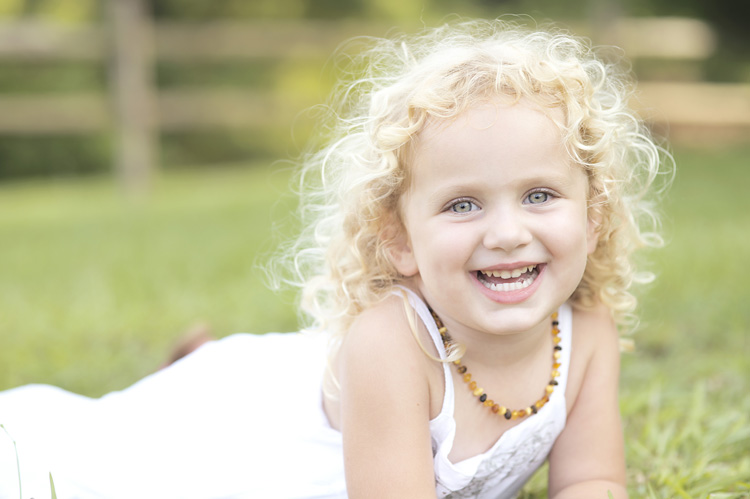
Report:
0,289,571,499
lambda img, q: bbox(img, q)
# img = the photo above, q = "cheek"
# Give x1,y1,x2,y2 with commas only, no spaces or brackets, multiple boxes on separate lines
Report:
549,209,591,258
411,225,474,269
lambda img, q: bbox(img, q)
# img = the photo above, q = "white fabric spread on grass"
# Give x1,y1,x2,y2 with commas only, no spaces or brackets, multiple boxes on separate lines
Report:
0,289,571,499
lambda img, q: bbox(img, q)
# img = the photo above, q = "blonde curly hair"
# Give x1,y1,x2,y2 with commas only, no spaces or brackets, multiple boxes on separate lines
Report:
278,19,670,339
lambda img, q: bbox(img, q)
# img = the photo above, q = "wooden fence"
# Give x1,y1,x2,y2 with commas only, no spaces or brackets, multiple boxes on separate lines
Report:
0,5,747,192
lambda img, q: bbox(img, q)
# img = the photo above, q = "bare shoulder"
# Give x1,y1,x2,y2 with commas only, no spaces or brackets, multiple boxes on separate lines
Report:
548,302,626,496
565,303,620,410
338,295,444,382
334,292,442,420
340,293,438,372
571,302,619,353
335,293,440,497
568,303,619,382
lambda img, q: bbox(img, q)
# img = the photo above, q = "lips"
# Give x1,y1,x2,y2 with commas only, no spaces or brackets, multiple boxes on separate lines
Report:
476,264,540,292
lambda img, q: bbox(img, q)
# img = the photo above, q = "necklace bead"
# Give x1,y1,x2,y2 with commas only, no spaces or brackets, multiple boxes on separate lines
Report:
430,309,562,421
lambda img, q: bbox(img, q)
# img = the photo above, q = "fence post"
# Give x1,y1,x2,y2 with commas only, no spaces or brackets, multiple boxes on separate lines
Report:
589,0,622,47
108,0,156,196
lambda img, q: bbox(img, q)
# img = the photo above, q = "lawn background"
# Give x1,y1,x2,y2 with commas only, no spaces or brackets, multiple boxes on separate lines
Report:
1,144,749,497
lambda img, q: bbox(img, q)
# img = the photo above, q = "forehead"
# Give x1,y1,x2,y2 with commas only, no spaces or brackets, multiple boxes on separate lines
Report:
418,98,565,158
407,99,574,189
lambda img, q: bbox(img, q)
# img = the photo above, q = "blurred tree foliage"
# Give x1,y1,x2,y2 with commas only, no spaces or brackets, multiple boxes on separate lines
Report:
0,0,746,179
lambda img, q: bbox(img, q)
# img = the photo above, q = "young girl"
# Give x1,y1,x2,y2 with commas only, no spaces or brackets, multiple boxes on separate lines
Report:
0,19,666,498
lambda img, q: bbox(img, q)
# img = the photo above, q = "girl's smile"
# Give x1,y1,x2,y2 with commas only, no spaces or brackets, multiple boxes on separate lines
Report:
390,98,599,340
473,263,544,303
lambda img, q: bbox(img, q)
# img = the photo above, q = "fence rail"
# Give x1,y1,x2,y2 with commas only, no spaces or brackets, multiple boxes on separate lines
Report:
0,10,744,191
1,83,747,135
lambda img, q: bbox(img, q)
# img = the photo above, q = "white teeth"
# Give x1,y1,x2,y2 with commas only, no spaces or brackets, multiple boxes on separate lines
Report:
477,265,539,292
481,275,535,291
480,265,535,279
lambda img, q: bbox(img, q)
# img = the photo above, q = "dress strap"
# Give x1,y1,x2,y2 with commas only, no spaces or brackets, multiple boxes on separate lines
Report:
392,287,447,359
392,286,456,417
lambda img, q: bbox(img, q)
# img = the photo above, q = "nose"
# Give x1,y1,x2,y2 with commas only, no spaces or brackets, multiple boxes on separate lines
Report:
482,206,533,252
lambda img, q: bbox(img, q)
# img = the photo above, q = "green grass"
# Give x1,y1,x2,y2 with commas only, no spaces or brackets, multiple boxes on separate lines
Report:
1,145,749,497
0,162,300,395
619,145,750,498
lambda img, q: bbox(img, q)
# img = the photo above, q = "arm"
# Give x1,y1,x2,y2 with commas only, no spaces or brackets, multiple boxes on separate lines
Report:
338,298,438,498
547,307,628,499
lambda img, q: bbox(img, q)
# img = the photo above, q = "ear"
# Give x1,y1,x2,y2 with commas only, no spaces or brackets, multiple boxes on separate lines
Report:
382,221,419,277
586,207,601,255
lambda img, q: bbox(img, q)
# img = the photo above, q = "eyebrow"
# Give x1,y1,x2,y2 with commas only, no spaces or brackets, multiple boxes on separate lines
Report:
430,170,580,195
522,171,581,188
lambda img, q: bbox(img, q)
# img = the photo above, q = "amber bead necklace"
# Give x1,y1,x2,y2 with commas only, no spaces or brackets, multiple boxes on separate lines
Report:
429,308,562,421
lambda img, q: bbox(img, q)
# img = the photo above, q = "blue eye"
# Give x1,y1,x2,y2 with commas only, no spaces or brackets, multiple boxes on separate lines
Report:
526,192,549,204
451,200,478,213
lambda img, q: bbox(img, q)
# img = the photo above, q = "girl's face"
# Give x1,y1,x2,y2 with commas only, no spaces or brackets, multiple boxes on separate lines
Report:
390,99,598,337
